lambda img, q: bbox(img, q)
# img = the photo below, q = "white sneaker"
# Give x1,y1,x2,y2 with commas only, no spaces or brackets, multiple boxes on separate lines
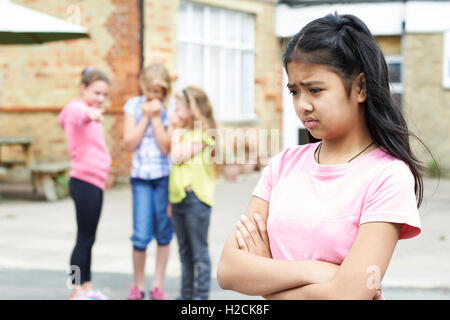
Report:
85,290,109,300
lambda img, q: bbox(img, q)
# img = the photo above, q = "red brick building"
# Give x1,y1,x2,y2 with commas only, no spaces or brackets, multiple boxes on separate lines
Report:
0,0,281,181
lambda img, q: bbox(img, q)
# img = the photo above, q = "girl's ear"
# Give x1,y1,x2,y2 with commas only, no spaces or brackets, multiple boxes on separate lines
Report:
355,73,367,103
80,83,87,93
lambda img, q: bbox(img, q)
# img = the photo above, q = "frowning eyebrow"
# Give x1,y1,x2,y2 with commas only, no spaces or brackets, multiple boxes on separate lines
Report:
287,81,325,88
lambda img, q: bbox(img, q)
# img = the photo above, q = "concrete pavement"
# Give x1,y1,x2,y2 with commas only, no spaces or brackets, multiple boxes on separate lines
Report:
0,173,449,300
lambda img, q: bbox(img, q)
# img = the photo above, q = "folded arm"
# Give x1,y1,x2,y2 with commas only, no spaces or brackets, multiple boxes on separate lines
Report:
264,221,401,300
217,196,340,296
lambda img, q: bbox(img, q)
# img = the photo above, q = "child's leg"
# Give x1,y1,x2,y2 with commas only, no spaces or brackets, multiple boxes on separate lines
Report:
152,177,173,290
153,244,170,290
132,249,146,290
69,178,103,296
172,204,194,300
183,192,212,300
130,178,154,290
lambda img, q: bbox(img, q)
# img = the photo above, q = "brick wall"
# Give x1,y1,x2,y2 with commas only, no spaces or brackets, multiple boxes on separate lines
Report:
376,36,402,55
0,0,142,178
404,33,450,175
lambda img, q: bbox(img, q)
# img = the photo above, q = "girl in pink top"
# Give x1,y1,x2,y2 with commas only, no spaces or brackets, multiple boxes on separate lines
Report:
217,13,431,300
59,67,112,300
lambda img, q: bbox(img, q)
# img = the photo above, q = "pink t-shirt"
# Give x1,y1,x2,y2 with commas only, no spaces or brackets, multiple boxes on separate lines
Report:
58,98,111,190
252,141,421,265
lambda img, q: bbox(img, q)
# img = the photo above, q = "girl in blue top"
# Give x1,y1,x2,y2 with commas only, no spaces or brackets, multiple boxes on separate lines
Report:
123,62,175,300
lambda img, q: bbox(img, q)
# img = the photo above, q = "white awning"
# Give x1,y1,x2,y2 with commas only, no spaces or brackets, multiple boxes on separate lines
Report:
0,0,89,44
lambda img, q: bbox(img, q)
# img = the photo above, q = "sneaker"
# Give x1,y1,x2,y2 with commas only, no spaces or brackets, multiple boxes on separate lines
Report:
85,290,109,300
150,287,167,300
128,286,145,300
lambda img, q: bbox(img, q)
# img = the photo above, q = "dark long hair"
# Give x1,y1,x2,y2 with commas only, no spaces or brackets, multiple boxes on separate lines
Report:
283,13,433,208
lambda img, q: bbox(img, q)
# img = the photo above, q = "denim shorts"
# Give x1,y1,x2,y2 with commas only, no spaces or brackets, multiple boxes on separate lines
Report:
130,176,173,250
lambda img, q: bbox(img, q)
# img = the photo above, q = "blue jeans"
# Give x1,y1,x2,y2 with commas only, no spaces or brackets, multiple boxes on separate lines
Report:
130,177,173,250
172,191,212,300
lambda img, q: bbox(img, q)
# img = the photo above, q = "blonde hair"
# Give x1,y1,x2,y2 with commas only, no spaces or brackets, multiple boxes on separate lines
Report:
139,62,172,108
176,86,220,175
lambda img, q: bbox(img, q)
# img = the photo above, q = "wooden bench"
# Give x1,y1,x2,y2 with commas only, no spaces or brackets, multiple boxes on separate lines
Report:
30,162,70,201
0,167,6,201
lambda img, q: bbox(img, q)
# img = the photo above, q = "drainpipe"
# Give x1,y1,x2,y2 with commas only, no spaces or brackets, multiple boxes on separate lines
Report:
401,0,407,112
139,0,144,70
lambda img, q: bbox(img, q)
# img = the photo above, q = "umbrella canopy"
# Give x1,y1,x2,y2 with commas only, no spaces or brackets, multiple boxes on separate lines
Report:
0,0,89,44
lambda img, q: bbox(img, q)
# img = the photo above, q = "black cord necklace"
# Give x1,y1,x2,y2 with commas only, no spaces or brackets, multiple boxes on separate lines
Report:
317,141,374,164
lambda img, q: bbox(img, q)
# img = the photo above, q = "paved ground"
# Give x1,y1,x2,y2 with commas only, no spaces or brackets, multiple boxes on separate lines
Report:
0,173,449,300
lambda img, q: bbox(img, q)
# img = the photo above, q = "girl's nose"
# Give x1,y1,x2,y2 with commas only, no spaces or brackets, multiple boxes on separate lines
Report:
295,99,313,114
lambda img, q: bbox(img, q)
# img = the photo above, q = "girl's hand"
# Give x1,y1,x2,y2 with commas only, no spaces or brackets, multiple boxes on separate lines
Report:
166,203,173,219
235,213,272,258
169,112,183,129
87,108,105,122
141,99,162,119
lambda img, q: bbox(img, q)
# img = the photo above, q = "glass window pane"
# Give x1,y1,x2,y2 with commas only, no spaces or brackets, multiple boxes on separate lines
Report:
225,48,236,119
209,47,221,116
191,44,204,86
242,51,254,117
178,2,188,38
176,43,188,90
241,14,254,46
224,10,237,44
388,62,401,83
192,4,204,41
177,2,255,121
210,7,222,43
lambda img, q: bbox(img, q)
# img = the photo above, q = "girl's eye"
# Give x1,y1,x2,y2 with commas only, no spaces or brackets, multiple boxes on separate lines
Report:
309,88,322,94
289,90,298,96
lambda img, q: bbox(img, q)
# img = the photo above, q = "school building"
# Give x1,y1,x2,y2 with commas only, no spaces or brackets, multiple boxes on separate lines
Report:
278,0,450,175
0,0,283,182
0,0,449,184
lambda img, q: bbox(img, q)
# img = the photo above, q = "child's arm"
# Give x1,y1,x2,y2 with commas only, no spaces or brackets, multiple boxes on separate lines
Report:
217,196,340,296
170,130,207,164
261,222,400,300
123,113,151,151
139,99,171,156
151,116,171,157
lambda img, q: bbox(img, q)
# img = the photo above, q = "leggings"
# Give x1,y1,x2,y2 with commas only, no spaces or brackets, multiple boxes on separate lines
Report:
69,177,103,285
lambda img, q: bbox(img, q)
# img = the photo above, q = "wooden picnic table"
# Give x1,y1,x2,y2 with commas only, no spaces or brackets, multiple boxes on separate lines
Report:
0,137,70,201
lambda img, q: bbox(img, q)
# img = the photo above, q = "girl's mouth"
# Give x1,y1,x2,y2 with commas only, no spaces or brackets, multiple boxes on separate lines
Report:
304,120,319,129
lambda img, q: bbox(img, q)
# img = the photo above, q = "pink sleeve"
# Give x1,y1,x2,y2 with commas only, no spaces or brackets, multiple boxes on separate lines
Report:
66,103,90,125
251,153,282,202
360,162,422,240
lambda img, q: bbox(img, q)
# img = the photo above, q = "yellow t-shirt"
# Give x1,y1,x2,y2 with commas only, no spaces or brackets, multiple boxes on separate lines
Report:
169,130,216,206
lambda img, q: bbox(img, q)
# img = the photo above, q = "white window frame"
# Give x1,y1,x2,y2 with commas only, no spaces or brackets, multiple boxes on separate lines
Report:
443,30,450,89
177,1,256,122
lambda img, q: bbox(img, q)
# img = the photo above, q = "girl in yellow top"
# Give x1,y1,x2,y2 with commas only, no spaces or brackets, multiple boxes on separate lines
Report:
169,86,218,300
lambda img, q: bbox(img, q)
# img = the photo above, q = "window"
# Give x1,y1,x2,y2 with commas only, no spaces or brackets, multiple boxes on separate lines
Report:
386,55,404,109
177,1,256,122
443,30,450,89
